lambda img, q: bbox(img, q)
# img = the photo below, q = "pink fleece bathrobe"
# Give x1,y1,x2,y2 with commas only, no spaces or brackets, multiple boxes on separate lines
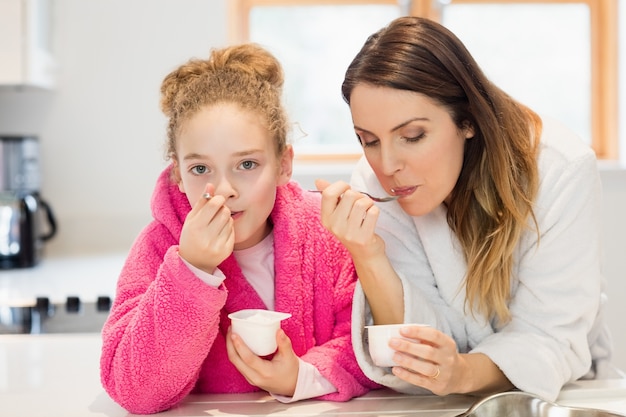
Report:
100,167,376,414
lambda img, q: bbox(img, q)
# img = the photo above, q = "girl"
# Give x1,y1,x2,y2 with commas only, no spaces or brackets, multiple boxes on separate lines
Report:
100,43,375,414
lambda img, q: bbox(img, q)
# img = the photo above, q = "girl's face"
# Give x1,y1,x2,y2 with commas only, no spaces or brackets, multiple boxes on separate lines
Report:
349,84,473,217
174,103,292,250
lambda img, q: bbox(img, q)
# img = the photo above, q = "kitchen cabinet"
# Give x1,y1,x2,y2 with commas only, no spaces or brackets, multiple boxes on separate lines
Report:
0,0,54,89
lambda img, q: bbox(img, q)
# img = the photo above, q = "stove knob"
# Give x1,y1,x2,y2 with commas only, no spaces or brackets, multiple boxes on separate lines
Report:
35,297,51,316
96,296,112,312
66,296,81,313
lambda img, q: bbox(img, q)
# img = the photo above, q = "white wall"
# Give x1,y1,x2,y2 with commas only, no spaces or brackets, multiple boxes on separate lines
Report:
0,0,230,255
597,167,626,373
0,0,624,373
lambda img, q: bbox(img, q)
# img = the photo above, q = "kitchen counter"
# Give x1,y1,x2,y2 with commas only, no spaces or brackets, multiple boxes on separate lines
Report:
1,333,625,417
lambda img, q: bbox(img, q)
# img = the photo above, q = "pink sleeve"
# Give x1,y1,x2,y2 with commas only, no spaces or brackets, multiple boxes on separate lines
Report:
100,242,228,414
301,254,381,400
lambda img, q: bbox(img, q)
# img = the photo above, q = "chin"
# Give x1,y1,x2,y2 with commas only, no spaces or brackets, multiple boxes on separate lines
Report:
398,201,428,217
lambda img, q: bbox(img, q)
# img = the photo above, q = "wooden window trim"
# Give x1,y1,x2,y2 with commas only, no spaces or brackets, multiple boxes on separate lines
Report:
230,0,619,160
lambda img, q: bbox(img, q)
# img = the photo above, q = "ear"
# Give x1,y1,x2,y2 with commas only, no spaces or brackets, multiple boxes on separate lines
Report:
172,160,185,193
277,145,294,186
462,121,475,139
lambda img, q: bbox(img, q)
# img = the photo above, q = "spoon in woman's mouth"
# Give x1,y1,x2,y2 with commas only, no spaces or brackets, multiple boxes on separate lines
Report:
308,190,399,203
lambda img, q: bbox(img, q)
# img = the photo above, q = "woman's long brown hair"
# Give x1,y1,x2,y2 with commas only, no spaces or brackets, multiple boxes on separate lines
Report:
342,16,541,324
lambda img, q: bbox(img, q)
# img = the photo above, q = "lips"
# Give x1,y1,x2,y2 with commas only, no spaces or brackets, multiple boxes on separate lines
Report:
230,211,243,220
390,186,417,197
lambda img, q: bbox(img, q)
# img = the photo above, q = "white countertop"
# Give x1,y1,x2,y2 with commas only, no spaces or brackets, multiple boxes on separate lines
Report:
1,333,625,417
0,253,126,307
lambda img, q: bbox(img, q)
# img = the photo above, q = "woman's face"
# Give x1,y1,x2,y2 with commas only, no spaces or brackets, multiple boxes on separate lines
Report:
174,103,292,250
349,84,473,216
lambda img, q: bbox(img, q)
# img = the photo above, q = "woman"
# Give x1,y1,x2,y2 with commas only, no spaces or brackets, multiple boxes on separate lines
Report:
317,16,622,401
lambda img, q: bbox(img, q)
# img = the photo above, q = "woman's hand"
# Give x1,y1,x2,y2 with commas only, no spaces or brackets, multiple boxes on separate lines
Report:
388,325,512,395
315,179,385,261
179,185,235,274
315,179,404,324
226,326,299,396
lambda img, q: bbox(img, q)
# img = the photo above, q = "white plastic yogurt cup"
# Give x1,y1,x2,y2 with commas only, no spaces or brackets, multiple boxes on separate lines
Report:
366,323,427,367
228,309,292,356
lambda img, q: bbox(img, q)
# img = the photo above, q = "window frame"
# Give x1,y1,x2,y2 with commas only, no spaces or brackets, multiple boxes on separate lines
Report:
229,0,619,160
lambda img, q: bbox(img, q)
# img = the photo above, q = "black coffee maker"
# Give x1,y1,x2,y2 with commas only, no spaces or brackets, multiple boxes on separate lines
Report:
0,136,57,269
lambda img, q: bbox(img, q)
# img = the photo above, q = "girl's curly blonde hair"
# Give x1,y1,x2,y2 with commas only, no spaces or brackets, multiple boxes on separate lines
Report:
159,43,289,161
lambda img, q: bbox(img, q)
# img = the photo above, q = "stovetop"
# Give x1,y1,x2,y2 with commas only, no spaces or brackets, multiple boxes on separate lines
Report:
0,253,124,334
1,296,112,334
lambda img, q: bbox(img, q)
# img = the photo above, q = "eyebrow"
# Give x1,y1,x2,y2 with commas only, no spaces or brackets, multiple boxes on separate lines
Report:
181,149,265,161
182,152,206,161
354,117,430,134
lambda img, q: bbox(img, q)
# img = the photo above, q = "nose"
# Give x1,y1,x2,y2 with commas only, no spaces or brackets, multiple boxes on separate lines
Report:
212,174,238,199
379,141,403,176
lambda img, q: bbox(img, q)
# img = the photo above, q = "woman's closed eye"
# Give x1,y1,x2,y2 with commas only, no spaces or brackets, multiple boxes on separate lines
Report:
402,132,426,143
356,132,379,148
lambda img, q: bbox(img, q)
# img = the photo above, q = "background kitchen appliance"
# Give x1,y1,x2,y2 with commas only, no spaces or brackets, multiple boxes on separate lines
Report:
0,135,56,268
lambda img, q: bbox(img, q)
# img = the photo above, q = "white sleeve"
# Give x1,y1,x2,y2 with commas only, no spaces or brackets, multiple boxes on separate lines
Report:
179,254,226,287
270,358,337,402
472,150,604,401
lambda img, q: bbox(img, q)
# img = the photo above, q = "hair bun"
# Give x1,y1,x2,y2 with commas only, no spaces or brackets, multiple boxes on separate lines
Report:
211,43,284,90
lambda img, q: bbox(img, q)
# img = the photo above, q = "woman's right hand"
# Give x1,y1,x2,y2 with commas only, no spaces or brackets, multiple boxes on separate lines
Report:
315,179,386,261
316,179,405,324
179,185,235,274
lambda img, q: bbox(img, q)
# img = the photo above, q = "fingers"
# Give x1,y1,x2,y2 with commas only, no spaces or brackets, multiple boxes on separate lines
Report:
391,360,443,390
392,325,441,363
388,326,458,395
274,328,293,354
317,181,377,235
191,183,217,208
227,327,298,396
179,184,235,272
314,178,331,192
226,327,264,389
227,327,259,367
318,181,351,225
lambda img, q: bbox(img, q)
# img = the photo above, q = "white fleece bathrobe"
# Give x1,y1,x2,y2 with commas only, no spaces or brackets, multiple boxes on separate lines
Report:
350,117,622,401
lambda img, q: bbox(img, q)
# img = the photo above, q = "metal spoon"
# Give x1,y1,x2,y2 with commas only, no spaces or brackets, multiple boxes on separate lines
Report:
308,190,399,203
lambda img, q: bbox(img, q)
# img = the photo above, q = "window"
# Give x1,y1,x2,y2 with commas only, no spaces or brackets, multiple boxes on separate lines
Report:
229,0,619,160
437,0,619,160
230,1,405,160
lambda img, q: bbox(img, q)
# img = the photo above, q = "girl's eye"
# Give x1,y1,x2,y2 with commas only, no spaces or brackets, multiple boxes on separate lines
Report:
239,160,258,170
190,165,208,175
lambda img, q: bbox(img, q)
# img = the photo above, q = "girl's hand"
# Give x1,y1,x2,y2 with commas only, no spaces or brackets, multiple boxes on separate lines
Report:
315,179,385,261
179,185,235,274
226,327,299,396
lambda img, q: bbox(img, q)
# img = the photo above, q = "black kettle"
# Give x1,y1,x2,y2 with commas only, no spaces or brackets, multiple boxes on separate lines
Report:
0,136,57,269
0,191,57,268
